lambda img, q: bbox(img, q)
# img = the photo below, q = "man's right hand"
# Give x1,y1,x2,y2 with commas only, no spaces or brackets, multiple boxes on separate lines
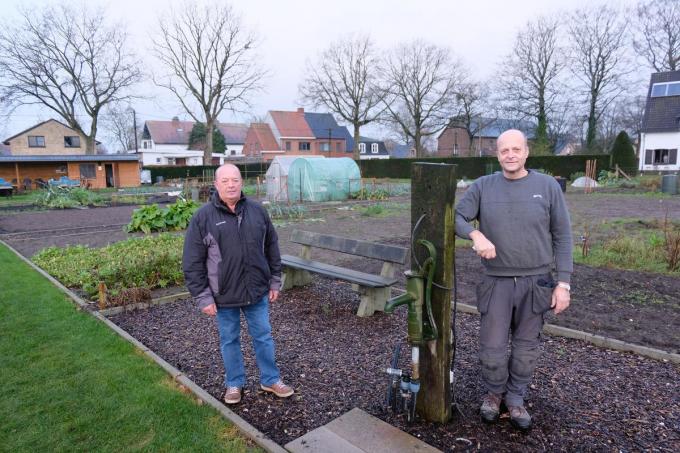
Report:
469,230,497,260
202,303,217,316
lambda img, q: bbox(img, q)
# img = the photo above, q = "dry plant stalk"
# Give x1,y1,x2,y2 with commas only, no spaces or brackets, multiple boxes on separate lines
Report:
581,225,590,258
662,212,680,271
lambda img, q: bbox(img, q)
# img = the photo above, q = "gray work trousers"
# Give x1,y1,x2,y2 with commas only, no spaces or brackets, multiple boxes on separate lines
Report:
476,273,554,407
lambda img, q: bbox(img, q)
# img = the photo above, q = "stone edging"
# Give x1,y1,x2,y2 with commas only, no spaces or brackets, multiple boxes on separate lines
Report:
0,239,287,453
98,291,191,316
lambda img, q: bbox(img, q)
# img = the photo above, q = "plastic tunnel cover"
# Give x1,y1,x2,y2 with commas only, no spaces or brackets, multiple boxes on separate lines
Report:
286,157,361,202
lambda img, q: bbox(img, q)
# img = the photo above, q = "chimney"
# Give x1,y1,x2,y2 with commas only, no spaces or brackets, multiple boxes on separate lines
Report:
297,107,304,113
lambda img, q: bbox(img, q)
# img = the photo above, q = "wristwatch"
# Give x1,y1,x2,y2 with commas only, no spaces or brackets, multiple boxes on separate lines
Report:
557,282,571,291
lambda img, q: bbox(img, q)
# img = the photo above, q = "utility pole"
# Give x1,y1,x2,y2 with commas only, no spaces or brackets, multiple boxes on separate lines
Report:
411,162,456,423
327,127,332,154
131,108,139,154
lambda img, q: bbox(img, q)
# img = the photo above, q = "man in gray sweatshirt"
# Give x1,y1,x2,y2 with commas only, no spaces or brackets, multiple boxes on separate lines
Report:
455,129,573,430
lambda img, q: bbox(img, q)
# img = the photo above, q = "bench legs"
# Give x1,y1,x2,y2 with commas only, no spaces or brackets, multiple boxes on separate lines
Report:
282,268,313,290
356,286,390,317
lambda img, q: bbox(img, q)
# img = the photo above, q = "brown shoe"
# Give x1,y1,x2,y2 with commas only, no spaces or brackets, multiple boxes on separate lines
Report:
508,404,532,431
260,380,294,398
223,386,242,405
480,392,503,424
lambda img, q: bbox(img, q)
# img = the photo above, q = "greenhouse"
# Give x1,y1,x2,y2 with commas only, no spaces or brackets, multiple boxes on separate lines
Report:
265,155,324,202
266,156,361,202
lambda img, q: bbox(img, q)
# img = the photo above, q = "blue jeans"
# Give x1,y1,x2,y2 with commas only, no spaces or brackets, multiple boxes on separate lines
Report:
216,295,280,388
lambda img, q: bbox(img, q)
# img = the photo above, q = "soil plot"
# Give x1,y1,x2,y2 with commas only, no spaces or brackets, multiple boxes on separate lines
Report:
110,279,680,452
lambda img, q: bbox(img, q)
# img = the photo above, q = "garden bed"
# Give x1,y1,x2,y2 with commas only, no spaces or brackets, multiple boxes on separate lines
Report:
109,278,680,452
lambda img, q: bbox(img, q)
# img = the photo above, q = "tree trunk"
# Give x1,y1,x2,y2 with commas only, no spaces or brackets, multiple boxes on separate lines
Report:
353,123,361,161
205,118,214,165
586,96,598,151
415,129,423,158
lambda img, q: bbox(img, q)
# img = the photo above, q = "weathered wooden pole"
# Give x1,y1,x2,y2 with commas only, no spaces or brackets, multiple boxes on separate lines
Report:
411,162,456,423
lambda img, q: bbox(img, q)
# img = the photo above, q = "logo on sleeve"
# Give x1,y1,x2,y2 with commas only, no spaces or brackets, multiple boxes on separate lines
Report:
532,194,543,199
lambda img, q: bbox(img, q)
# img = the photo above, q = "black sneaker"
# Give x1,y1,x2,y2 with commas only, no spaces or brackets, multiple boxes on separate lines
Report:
480,392,503,424
508,404,532,431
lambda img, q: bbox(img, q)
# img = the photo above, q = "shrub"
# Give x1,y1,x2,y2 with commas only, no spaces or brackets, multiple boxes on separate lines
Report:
32,234,185,298
610,131,637,170
351,188,389,200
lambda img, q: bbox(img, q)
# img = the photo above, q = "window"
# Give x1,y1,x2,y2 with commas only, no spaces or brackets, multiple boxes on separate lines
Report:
64,136,80,148
231,150,236,156
299,142,311,151
651,81,680,97
79,163,96,179
56,165,67,174
156,157,161,163
143,140,152,149
654,149,671,164
285,141,291,151
453,144,459,156
320,142,330,151
167,157,176,165
359,143,366,154
371,143,379,154
28,136,45,147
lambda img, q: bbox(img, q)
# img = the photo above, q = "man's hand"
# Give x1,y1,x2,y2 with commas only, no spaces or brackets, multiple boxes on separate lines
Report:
551,286,570,314
201,303,217,316
269,289,280,303
469,230,496,260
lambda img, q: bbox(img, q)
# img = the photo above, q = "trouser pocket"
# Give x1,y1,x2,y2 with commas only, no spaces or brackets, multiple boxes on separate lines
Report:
532,275,554,314
475,275,496,314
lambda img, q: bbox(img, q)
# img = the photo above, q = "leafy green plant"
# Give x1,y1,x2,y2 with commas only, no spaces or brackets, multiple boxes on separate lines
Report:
126,199,199,233
33,186,104,209
267,204,306,220
351,187,389,200
32,234,185,298
361,204,385,216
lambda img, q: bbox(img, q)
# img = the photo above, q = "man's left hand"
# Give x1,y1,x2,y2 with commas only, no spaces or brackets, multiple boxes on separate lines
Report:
269,289,280,303
551,286,570,314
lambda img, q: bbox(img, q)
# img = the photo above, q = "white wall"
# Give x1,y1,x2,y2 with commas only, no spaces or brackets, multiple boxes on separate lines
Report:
639,132,680,171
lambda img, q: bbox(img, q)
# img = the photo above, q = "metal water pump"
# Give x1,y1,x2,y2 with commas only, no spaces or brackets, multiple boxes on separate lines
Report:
384,239,438,423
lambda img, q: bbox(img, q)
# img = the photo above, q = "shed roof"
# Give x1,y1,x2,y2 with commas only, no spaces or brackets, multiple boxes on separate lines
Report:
0,154,140,163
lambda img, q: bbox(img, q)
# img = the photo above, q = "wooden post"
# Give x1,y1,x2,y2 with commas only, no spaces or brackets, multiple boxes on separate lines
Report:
411,162,456,423
98,282,108,310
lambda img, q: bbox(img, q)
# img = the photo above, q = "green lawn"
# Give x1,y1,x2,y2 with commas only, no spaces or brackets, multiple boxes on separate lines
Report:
0,245,259,452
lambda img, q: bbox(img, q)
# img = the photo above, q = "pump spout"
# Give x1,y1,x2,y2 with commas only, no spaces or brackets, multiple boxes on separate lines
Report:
384,292,416,313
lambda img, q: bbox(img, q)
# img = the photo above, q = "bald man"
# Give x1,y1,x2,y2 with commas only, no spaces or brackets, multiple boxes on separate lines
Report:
183,164,293,405
455,130,573,430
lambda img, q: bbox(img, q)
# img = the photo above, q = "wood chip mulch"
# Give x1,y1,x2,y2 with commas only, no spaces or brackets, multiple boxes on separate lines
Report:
109,278,680,452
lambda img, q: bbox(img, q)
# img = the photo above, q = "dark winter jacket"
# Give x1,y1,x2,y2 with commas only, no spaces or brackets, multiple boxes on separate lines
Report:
182,192,282,309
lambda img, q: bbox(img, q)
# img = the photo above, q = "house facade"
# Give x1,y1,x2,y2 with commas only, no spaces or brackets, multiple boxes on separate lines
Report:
136,118,248,166
1,119,140,189
437,118,536,157
357,137,390,159
639,70,680,172
243,108,354,161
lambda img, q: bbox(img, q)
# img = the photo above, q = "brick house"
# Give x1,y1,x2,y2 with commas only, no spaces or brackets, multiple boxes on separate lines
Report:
437,118,535,157
639,70,680,172
1,119,140,189
243,108,355,161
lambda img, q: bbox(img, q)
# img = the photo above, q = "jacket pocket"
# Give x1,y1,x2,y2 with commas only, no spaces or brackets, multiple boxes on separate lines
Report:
475,276,496,314
532,276,555,314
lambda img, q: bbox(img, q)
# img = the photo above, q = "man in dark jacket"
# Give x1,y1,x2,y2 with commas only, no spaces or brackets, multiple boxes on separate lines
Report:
182,164,293,404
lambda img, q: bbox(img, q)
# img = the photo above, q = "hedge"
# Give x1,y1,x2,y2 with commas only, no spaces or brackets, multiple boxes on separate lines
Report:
146,154,621,183
357,154,617,180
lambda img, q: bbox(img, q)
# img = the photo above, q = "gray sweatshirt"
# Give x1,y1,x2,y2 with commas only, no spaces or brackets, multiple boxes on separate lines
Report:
455,170,573,283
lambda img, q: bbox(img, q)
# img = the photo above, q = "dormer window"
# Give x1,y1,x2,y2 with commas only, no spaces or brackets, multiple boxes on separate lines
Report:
371,143,379,154
651,81,680,97
359,143,366,153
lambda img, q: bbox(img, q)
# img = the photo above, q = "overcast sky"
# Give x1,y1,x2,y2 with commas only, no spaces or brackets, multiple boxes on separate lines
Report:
2,0,644,148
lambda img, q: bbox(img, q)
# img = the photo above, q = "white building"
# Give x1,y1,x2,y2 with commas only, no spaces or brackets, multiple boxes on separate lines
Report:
639,71,680,172
132,118,248,166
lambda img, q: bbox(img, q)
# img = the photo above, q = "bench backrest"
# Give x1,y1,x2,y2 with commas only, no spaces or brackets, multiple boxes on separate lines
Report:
290,229,408,264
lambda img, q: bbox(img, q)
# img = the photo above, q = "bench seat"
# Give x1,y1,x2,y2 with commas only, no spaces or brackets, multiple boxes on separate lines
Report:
281,254,397,288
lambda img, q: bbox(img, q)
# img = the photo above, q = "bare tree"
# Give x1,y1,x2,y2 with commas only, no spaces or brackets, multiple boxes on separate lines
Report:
568,6,630,151
452,80,496,155
0,3,141,153
497,16,565,154
103,104,140,153
153,1,264,165
380,40,462,157
632,0,680,72
299,35,384,160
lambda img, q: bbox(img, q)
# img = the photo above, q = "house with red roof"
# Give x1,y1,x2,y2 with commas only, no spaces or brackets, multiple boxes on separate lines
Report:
135,117,248,166
243,108,358,161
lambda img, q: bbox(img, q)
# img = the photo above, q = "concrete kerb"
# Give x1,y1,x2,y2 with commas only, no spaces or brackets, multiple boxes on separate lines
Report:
390,288,680,364
98,291,191,316
0,240,287,453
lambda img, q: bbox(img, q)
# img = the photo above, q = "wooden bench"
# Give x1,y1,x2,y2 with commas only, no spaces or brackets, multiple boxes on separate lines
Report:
281,230,409,317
